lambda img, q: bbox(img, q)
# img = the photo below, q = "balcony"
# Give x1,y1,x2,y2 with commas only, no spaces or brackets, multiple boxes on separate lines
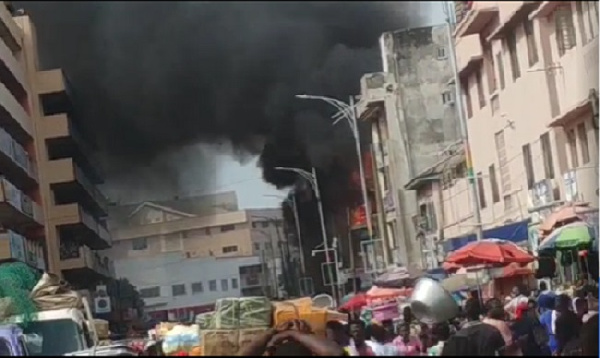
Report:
0,178,43,234
60,245,114,280
489,2,541,40
0,126,36,190
0,80,31,143
456,34,484,80
47,158,108,216
0,4,22,53
37,69,72,115
0,33,26,101
454,2,499,38
55,203,111,250
563,167,599,207
42,113,103,184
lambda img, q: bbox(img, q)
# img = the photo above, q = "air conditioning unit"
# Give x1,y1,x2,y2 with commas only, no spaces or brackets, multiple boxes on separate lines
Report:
94,285,111,314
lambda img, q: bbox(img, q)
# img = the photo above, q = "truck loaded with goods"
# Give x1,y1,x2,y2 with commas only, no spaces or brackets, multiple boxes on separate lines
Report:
153,296,346,356
0,262,109,356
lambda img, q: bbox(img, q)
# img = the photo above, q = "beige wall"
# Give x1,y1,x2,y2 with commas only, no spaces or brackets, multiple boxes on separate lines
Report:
453,1,599,237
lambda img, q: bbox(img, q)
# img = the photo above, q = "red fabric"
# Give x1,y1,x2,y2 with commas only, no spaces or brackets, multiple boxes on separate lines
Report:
445,240,535,267
515,302,529,320
339,293,368,311
502,262,533,278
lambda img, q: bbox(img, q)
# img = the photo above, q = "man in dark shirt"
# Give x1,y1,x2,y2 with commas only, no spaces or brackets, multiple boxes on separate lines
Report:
442,298,505,356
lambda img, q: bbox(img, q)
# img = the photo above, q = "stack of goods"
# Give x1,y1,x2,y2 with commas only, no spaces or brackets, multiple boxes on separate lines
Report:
162,324,202,356
156,322,177,339
201,296,273,356
93,319,110,340
273,297,340,336
0,262,41,324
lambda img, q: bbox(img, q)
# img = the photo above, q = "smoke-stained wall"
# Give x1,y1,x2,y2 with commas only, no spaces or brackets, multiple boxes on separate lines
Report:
382,25,461,177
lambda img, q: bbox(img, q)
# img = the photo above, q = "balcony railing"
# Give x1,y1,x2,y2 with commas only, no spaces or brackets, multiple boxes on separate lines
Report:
0,177,43,224
60,244,114,277
0,126,36,181
74,165,108,212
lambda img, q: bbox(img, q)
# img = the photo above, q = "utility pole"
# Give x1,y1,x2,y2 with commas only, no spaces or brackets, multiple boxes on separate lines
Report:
444,1,484,241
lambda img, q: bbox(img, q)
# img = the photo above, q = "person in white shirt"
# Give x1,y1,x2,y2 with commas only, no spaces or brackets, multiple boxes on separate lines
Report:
504,285,529,319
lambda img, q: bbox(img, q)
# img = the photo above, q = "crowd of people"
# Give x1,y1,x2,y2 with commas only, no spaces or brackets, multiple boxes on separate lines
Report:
237,281,598,356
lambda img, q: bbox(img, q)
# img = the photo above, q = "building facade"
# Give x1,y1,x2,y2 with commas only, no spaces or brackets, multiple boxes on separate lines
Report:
16,11,113,288
0,5,46,271
443,1,599,253
358,25,462,268
107,193,298,314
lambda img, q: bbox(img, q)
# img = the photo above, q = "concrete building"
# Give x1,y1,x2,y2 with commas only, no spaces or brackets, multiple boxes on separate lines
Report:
0,4,46,271
357,25,461,268
440,1,599,253
107,192,298,316
15,11,113,288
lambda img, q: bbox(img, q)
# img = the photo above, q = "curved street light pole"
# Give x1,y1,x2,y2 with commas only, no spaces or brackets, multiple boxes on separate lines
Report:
295,94,376,257
274,166,337,304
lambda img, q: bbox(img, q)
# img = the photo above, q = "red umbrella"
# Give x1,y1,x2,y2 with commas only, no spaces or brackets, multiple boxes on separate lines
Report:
500,262,533,278
445,239,534,267
338,293,368,311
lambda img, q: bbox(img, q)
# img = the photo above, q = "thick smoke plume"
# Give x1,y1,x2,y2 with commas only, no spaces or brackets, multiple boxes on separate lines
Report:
16,1,421,205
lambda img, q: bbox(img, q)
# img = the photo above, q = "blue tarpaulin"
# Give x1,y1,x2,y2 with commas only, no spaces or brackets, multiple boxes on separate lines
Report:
443,219,530,253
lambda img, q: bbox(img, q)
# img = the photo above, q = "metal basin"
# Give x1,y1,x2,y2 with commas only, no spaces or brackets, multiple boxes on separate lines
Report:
410,277,459,324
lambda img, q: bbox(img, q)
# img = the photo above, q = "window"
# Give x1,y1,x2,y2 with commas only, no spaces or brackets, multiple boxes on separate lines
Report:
231,278,239,289
577,122,590,164
496,52,506,90
494,130,511,193
489,165,501,203
567,128,579,167
442,91,453,105
132,238,148,251
576,1,588,45
261,221,269,228
462,80,473,118
524,20,539,66
476,172,486,209
491,94,500,116
171,284,186,296
506,31,520,80
204,227,211,235
191,282,204,294
221,279,228,291
483,44,496,93
584,1,599,39
220,224,235,232
139,286,160,298
253,243,260,251
504,194,514,212
555,4,577,56
222,245,238,254
540,132,555,179
264,242,272,251
162,236,183,252
209,280,217,292
475,70,486,108
436,46,447,59
522,144,535,189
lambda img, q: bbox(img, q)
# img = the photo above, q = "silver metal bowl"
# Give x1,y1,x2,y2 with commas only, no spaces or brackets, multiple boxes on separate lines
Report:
410,277,459,324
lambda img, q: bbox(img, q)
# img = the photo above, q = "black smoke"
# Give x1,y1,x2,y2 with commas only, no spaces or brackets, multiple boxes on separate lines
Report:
15,1,421,206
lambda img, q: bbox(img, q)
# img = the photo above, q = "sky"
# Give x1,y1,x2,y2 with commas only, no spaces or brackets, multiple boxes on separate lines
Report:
217,2,446,210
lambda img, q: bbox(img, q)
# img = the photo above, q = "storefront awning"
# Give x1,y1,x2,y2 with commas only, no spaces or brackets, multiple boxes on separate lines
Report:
443,219,531,253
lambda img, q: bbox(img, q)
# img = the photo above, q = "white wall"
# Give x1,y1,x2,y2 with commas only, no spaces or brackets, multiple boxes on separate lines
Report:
114,252,261,311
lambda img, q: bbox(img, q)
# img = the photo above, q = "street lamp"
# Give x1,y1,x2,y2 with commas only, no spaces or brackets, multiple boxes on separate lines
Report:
295,94,377,261
274,166,337,304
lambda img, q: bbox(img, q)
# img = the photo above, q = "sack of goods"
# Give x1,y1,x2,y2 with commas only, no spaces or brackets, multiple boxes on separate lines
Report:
162,324,202,356
200,296,274,356
0,262,42,324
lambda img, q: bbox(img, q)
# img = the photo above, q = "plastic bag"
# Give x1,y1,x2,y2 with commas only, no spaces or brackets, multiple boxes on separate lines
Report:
162,324,201,356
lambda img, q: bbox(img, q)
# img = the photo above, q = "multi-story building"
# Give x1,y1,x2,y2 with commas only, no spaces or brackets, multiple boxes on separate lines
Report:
445,1,599,253
357,24,461,268
0,4,46,271
107,192,298,317
15,10,113,287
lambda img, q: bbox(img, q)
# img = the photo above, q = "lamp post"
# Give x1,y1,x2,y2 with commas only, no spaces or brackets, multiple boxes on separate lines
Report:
295,94,385,266
274,166,337,304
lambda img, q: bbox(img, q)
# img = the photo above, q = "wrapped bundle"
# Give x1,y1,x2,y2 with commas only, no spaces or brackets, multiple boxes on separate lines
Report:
238,328,269,349
156,322,177,339
195,311,215,330
214,298,240,329
162,324,201,356
273,301,300,327
300,308,328,336
202,330,239,356
284,297,313,314
93,319,110,340
239,296,272,328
